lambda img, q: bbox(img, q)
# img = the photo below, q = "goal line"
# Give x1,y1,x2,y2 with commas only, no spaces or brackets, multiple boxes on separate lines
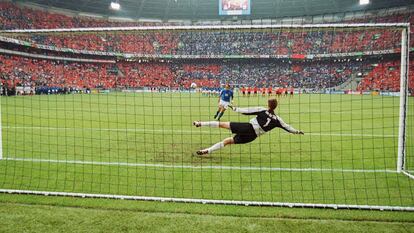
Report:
0,189,412,212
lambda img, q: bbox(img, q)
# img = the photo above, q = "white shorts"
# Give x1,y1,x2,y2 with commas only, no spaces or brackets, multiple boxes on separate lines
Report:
219,99,231,109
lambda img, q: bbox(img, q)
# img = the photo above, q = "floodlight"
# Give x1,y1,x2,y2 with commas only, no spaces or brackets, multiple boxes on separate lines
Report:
110,2,120,10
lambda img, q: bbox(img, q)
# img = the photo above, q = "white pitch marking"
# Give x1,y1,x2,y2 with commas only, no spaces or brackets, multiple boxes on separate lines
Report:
4,157,398,174
402,170,414,179
3,126,397,138
306,132,396,138
0,189,413,211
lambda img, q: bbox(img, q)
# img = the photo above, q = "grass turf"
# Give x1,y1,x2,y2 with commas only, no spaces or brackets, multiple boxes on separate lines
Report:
0,193,413,233
0,92,413,208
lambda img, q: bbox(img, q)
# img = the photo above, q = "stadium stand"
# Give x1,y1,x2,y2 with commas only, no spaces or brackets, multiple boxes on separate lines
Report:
6,29,403,55
0,2,413,93
0,1,158,29
358,59,414,92
1,2,413,55
0,53,396,90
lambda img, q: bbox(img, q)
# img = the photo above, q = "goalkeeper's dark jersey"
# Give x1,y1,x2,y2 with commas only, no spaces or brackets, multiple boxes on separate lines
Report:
234,107,300,136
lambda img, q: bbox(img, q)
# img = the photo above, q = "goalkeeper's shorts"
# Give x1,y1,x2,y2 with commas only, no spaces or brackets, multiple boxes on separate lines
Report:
230,122,257,144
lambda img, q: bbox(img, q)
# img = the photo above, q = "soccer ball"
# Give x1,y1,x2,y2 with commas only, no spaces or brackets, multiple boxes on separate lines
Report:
190,83,197,88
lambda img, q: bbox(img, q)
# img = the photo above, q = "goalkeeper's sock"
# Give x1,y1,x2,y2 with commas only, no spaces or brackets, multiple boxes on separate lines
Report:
217,112,224,120
214,111,219,119
200,121,219,127
207,142,224,154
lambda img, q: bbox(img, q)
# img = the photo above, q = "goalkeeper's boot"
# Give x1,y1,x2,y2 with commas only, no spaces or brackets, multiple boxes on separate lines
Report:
196,149,209,155
193,121,201,127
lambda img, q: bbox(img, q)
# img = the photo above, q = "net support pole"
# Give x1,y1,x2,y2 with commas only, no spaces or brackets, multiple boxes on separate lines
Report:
397,26,410,173
0,94,3,160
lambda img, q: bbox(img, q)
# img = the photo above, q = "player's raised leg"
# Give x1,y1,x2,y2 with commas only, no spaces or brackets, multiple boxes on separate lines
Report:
193,121,230,129
196,137,234,155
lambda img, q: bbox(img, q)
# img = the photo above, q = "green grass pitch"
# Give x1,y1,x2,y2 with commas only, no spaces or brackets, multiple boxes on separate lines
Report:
0,92,413,208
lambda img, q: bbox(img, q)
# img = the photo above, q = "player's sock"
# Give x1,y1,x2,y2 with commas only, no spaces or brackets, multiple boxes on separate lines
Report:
214,111,219,119
207,142,224,154
217,112,224,120
200,121,219,127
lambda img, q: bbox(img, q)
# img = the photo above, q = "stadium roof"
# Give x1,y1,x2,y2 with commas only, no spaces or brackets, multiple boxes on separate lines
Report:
19,0,413,20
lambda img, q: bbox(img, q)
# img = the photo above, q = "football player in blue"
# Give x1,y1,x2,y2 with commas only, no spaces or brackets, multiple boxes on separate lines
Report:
214,84,234,121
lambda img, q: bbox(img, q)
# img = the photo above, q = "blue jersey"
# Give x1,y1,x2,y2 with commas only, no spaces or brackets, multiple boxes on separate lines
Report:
220,89,233,102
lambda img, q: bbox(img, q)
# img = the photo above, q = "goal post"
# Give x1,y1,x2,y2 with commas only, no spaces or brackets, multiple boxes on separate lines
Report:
0,23,413,210
0,95,2,161
398,26,410,175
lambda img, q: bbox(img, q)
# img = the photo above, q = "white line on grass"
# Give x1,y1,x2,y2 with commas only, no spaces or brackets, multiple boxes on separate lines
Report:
1,189,413,211
402,170,414,179
4,157,398,174
3,126,397,138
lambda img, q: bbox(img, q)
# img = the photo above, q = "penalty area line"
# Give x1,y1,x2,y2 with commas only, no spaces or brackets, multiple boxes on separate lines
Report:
3,157,398,174
3,126,397,138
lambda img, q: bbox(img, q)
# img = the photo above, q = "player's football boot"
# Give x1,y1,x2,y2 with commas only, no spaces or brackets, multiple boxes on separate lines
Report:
196,149,209,155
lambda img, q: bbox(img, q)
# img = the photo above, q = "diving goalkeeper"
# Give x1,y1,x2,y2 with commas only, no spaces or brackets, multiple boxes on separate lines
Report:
193,99,304,155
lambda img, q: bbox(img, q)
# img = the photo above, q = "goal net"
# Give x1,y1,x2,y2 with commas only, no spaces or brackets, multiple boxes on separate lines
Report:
0,23,412,210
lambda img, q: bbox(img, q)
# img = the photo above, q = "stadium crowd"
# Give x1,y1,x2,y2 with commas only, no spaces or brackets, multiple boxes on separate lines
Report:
1,2,413,56
0,55,117,89
0,1,159,30
8,28,404,56
358,59,414,92
1,1,413,32
0,2,414,93
3,53,412,92
0,55,219,89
